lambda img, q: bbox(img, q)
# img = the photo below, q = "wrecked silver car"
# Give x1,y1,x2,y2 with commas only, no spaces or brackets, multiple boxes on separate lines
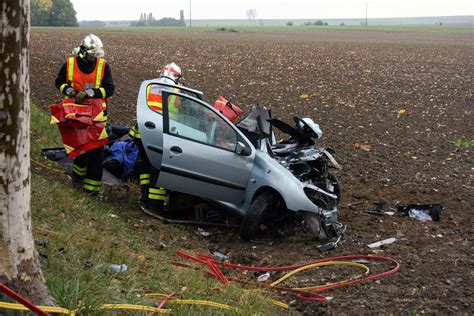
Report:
137,81,343,240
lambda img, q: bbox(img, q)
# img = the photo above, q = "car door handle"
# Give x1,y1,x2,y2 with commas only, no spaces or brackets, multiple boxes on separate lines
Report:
170,146,182,154
145,121,156,129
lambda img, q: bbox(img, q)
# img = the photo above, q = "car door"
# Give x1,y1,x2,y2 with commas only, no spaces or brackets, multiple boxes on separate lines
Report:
138,81,255,203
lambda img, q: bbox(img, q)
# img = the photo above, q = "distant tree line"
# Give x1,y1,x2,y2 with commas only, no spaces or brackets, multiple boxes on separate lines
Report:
131,11,186,27
79,20,106,28
31,0,79,26
303,20,328,26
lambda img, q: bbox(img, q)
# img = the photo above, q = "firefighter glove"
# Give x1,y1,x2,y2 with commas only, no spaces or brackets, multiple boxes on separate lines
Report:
75,90,87,104
65,86,77,97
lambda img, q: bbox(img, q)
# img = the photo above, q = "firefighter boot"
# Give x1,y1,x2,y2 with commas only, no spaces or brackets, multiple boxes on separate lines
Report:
142,200,165,218
72,173,84,191
140,185,149,203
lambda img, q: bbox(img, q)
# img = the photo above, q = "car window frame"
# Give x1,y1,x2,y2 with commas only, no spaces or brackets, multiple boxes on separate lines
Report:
157,88,253,155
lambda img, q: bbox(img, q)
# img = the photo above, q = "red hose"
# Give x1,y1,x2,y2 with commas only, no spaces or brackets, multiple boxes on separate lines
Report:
205,258,229,285
0,283,49,316
176,251,400,301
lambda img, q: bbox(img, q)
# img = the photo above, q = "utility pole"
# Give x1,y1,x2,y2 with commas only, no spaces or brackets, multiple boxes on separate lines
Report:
365,2,368,27
189,0,192,28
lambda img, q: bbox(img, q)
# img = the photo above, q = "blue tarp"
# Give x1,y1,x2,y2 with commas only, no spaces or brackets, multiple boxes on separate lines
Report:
106,140,138,179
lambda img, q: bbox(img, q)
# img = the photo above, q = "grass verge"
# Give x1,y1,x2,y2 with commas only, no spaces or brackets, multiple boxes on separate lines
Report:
29,104,274,315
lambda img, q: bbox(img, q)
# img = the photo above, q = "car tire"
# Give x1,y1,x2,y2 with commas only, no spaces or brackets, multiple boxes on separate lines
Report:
304,212,329,240
239,191,276,241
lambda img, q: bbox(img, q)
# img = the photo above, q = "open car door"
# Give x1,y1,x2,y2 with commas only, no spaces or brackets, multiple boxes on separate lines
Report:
137,81,255,203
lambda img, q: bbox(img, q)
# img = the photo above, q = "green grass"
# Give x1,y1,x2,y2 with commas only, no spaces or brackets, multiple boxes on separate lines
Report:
449,139,474,147
29,104,276,315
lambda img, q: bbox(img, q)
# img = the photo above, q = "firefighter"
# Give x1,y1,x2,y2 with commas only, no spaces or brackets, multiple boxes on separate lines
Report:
55,34,114,195
130,63,182,214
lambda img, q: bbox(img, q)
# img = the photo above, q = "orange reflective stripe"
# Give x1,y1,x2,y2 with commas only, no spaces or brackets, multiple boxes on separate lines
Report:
148,93,163,103
147,86,163,112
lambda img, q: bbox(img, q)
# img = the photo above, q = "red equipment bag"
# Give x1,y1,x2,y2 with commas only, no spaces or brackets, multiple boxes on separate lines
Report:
213,96,243,122
49,98,108,158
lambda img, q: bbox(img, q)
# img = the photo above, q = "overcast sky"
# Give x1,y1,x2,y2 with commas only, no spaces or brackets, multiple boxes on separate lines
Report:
71,0,473,21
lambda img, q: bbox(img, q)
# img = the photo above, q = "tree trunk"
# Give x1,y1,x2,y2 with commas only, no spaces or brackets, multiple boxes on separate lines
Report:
0,0,53,306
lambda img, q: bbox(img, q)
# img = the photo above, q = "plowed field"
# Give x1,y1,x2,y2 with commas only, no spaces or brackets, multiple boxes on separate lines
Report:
31,27,473,314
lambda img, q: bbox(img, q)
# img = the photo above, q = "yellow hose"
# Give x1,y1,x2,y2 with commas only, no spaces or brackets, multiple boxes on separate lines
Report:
145,294,240,313
270,261,370,291
0,301,172,315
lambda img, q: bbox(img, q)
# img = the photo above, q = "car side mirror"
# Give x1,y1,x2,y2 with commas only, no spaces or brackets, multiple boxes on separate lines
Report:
235,141,247,155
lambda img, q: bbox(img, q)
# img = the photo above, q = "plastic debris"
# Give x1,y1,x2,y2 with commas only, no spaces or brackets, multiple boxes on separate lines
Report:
408,209,433,221
84,260,93,268
367,238,396,249
257,272,271,282
196,227,211,237
396,203,443,221
212,251,229,260
109,214,119,219
108,264,128,273
318,235,342,252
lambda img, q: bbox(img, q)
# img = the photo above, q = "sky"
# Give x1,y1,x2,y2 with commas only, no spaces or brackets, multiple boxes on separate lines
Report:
71,0,474,21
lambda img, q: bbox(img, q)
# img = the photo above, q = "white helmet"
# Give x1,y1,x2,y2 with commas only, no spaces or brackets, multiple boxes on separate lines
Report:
80,34,105,58
297,117,322,139
160,63,182,84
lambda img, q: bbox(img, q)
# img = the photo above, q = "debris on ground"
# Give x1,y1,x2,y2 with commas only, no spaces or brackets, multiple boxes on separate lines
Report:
367,237,397,248
196,227,212,237
318,235,342,252
365,202,385,216
108,264,128,273
257,272,271,282
212,251,229,260
396,203,443,221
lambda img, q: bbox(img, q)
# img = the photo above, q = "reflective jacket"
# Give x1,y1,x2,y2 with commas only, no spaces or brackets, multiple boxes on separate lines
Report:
147,84,180,114
65,57,108,120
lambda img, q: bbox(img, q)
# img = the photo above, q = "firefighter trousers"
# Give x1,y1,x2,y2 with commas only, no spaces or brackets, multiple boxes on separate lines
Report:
134,136,167,207
72,146,104,195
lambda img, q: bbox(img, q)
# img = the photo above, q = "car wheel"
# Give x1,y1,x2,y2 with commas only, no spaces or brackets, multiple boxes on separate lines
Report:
304,211,328,240
239,191,276,241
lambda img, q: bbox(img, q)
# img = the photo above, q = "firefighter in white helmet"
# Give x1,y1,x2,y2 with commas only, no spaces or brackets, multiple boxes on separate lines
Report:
55,33,114,195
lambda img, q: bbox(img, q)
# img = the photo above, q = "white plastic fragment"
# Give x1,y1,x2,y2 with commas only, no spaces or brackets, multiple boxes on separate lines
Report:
257,272,270,282
367,238,397,249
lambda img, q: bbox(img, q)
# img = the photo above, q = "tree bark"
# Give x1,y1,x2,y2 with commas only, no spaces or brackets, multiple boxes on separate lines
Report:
0,0,53,306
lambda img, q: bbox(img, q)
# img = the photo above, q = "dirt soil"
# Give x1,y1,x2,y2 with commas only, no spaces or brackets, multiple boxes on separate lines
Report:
31,28,473,314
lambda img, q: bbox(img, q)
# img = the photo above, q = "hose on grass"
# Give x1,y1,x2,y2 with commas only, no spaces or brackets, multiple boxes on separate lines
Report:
0,301,172,315
0,283,50,316
176,251,400,302
269,260,370,289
